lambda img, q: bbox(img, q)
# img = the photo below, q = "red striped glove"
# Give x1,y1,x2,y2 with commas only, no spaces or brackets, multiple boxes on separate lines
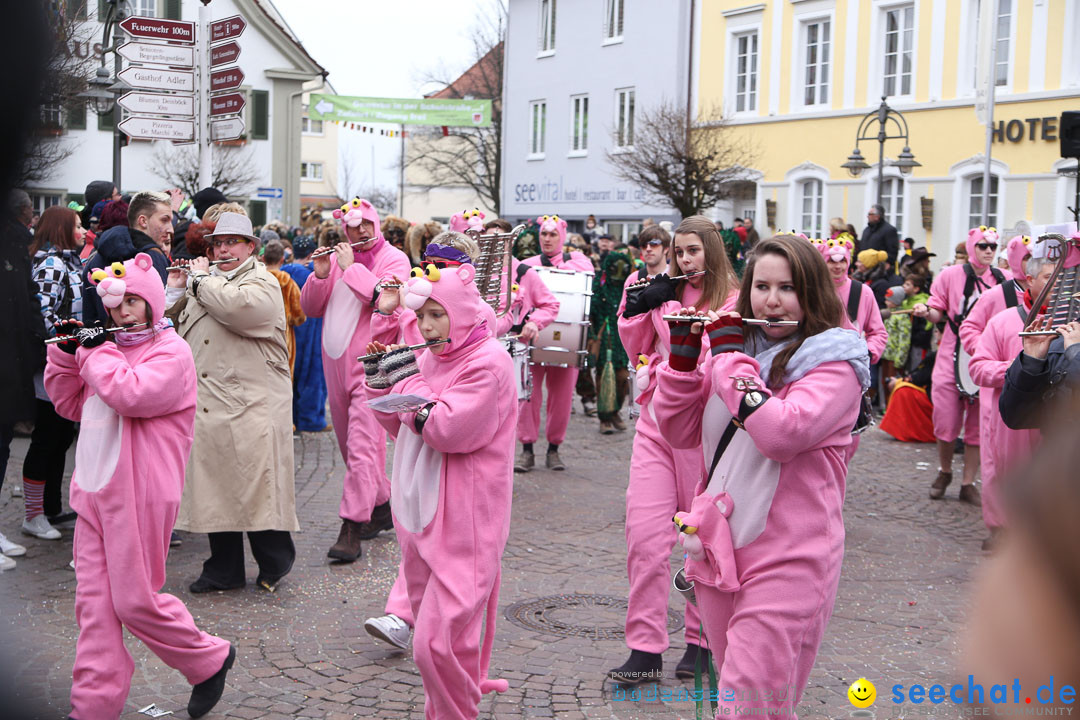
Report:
705,315,744,355
668,322,703,372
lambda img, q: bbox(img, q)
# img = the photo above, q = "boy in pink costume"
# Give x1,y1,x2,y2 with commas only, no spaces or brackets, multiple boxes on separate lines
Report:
364,261,514,719
968,254,1052,550
448,208,486,234
299,197,411,562
494,256,560,339
516,215,594,472
913,226,1004,503
652,237,869,718
45,254,233,720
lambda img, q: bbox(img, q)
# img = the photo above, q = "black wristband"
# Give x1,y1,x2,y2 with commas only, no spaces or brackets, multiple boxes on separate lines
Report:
414,402,435,433
735,390,768,427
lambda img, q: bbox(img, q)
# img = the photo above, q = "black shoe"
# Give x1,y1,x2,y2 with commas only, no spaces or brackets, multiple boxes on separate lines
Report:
675,644,711,679
189,576,245,594
255,556,294,593
608,649,663,684
170,531,182,547
187,644,235,718
46,510,77,527
356,502,394,540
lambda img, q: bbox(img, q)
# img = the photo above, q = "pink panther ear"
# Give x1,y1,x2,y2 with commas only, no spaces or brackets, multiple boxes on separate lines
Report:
456,263,476,284
558,219,567,232
133,252,153,271
968,227,983,243
332,208,344,220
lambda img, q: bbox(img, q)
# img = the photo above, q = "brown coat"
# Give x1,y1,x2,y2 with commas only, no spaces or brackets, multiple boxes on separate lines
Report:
174,258,300,534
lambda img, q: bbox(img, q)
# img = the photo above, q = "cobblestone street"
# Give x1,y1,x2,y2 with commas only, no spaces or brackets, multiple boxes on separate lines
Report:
1,405,984,720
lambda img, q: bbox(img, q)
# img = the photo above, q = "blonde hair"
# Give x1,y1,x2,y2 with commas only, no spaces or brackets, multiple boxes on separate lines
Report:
829,217,846,235
428,230,479,261
202,202,246,226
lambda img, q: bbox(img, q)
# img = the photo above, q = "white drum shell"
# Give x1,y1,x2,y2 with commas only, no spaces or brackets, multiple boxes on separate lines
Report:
530,266,593,368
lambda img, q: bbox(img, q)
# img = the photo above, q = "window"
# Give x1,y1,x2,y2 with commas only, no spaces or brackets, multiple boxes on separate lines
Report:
131,0,156,17
734,32,758,113
569,95,588,154
538,0,556,54
802,20,830,106
529,100,547,157
968,175,999,229
66,0,87,20
607,221,642,244
249,200,267,228
301,116,323,135
880,177,904,233
30,194,62,214
614,88,635,149
800,179,823,236
883,5,914,98
604,0,624,41
993,0,1011,87
39,101,63,129
300,162,323,181
250,90,269,140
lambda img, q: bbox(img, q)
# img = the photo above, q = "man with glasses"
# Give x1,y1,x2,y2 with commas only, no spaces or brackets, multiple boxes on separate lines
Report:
860,203,900,266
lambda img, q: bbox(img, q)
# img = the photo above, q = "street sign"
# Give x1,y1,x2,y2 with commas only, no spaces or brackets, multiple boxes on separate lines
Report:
118,116,195,142
118,66,195,93
119,16,195,44
210,67,245,93
210,92,246,116
118,91,194,117
257,187,284,199
210,15,246,44
210,41,242,67
117,41,194,68
211,117,245,141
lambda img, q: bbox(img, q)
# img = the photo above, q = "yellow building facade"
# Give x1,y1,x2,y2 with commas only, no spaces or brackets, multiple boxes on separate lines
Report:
697,0,1080,258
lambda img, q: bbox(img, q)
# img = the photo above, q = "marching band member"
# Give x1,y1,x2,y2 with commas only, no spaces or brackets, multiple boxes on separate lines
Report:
653,235,869,717
610,216,738,683
364,261,514,719
45,254,233,720
913,227,1005,504
968,254,1053,551
485,219,560,342
299,198,411,563
515,214,593,472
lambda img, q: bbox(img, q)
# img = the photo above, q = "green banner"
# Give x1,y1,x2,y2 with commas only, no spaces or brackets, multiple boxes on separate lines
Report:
309,94,492,128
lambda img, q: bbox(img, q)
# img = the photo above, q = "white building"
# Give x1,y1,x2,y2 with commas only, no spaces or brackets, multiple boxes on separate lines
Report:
300,82,342,213
29,0,325,227
501,0,692,240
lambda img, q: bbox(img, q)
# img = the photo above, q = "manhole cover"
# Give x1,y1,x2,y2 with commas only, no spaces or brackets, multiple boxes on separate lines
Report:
504,593,684,640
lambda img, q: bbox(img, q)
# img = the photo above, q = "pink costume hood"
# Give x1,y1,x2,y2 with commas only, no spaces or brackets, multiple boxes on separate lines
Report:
401,262,490,361
537,214,568,248
333,196,385,260
449,209,486,234
89,252,165,323
966,225,1000,271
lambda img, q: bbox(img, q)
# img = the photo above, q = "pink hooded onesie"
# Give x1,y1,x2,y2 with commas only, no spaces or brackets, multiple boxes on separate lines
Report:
518,215,594,446
44,254,230,720
448,208,486,234
366,262,515,719
494,257,560,338
616,273,738,656
925,227,1004,444
299,198,411,525
652,327,868,719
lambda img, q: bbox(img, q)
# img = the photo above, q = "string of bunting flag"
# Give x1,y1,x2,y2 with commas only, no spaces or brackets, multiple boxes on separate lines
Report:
327,121,452,138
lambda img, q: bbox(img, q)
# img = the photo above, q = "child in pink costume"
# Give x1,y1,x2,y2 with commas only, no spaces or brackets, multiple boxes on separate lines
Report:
819,235,887,462
652,237,869,718
299,197,411,560
914,226,1004,502
517,215,594,470
365,261,515,719
45,254,232,720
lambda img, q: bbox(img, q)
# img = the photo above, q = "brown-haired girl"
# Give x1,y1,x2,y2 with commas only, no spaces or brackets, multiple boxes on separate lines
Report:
651,234,869,715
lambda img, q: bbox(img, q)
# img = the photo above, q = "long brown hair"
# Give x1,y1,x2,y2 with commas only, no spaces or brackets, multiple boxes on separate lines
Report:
29,206,78,255
735,234,845,387
673,215,737,312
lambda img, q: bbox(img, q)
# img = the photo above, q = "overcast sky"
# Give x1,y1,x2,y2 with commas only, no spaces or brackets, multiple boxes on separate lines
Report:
270,0,495,194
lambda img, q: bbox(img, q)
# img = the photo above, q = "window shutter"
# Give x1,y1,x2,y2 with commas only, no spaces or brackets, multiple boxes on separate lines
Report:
98,0,109,21
66,101,87,130
249,200,267,227
67,0,87,20
251,90,269,140
163,0,181,20
98,107,117,132
617,0,623,36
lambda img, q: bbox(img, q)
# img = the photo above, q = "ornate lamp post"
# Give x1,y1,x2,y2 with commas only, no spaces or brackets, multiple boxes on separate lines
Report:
841,96,921,210
76,0,127,188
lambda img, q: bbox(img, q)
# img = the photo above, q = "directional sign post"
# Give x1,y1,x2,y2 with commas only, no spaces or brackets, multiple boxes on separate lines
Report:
118,41,194,68
211,117,245,141
210,41,242,67
210,67,245,93
118,117,195,142
210,93,246,117
118,66,195,93
210,15,247,43
119,16,195,44
118,92,195,117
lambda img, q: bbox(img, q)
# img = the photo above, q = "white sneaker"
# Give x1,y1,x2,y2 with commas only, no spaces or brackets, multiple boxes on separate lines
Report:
10,485,22,498
0,554,15,571
0,532,26,557
21,515,61,540
364,613,411,649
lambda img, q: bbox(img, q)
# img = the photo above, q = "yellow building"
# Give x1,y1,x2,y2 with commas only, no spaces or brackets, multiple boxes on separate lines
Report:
697,0,1080,258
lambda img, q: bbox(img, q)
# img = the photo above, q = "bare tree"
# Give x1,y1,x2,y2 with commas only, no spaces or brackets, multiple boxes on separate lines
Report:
409,0,505,215
149,143,260,198
362,186,398,216
331,155,395,214
605,101,758,218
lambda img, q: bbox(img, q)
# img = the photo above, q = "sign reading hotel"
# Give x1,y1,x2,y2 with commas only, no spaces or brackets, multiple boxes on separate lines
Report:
308,94,492,128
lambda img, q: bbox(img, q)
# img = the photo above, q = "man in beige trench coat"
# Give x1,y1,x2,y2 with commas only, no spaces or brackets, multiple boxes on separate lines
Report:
168,212,300,593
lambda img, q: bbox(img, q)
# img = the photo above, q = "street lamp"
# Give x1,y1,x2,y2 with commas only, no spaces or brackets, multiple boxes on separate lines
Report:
79,66,116,115
843,96,921,209
77,0,127,189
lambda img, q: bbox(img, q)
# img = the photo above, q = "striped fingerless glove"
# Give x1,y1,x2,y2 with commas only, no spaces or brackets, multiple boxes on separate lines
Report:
705,316,744,355
379,348,420,386
364,355,390,389
668,322,703,372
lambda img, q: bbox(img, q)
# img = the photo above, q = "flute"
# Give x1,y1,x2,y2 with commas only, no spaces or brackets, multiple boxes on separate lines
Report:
45,322,149,344
626,270,707,290
357,338,451,362
166,259,235,271
310,237,376,259
662,315,800,327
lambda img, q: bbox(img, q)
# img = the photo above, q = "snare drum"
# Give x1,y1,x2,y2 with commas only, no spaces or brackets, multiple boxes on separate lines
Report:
502,337,533,401
530,266,593,368
954,344,979,400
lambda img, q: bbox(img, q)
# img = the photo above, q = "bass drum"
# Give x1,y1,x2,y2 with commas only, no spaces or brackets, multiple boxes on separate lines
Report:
502,337,533,401
530,266,593,368
954,344,979,400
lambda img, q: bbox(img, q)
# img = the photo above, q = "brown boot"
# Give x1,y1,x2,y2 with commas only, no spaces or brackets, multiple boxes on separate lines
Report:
357,502,394,540
929,471,952,499
327,519,363,562
959,483,982,506
611,414,627,432
514,450,534,473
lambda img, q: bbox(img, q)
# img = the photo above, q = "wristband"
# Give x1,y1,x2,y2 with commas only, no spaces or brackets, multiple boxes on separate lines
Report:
414,402,435,433
668,322,703,372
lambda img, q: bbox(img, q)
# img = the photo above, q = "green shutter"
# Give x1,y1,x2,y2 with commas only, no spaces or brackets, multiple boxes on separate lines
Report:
163,0,181,20
98,0,109,21
67,0,87,20
249,200,267,228
66,102,86,130
251,90,269,140
98,106,116,132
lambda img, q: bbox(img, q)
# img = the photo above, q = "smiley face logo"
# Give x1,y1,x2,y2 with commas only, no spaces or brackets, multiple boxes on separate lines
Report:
848,678,876,708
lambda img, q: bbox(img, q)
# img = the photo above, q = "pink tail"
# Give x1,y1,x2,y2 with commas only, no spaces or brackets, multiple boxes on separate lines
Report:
478,567,508,695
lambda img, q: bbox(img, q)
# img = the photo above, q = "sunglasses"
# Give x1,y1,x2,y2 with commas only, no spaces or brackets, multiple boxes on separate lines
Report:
974,243,998,251
424,259,464,268
209,238,249,248
645,239,665,247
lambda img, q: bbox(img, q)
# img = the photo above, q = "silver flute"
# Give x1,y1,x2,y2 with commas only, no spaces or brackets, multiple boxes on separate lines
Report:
310,237,377,259
662,315,800,327
626,270,707,290
46,322,149,344
357,338,451,362
166,259,235,271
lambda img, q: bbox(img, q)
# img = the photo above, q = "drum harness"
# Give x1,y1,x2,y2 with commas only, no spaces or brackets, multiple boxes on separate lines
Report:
946,264,1009,402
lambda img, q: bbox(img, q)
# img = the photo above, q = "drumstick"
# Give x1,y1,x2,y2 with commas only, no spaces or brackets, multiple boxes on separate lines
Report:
45,322,149,344
356,338,450,362
661,315,800,327
887,308,916,315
